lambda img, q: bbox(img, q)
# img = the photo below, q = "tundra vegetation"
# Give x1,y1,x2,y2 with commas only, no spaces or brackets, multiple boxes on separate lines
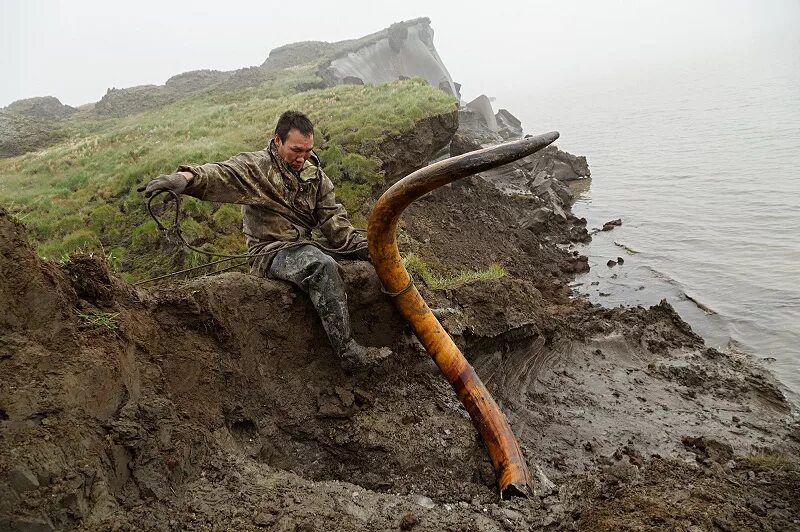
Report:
0,69,455,282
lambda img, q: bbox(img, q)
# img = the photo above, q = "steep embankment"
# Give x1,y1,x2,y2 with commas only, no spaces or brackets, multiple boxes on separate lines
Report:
2,172,798,530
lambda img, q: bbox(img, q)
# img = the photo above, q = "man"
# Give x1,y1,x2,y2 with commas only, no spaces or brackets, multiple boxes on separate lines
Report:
138,111,390,372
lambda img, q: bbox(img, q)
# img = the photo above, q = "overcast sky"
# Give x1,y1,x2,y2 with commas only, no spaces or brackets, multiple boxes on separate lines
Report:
2,0,796,110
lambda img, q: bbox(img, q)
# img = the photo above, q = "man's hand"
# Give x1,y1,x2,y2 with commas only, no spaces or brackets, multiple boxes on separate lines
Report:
354,247,371,262
137,172,190,198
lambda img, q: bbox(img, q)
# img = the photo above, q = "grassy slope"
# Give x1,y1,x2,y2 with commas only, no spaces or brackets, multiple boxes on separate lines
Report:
0,66,455,281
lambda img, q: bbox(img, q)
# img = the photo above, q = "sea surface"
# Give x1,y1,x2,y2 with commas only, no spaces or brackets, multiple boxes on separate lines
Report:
514,34,800,393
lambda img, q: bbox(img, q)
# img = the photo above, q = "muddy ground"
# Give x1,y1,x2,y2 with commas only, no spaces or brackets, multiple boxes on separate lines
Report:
1,172,798,531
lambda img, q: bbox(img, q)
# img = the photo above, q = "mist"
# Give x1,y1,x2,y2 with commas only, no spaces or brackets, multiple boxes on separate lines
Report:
3,0,796,111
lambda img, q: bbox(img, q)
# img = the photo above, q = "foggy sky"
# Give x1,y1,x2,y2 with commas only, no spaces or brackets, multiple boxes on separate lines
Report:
2,0,796,110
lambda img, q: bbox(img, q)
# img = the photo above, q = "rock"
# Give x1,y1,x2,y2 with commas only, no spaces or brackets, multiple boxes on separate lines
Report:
400,512,419,530
521,207,552,232
1,516,56,531
254,512,277,527
323,18,459,97
681,436,734,464
8,465,39,493
4,96,76,119
0,111,66,158
95,84,173,117
342,500,370,521
412,494,436,509
602,219,623,231
616,257,625,265
465,95,499,131
526,145,590,182
495,109,523,139
271,516,297,532
334,386,355,407
449,130,484,156
607,260,617,268
165,69,230,90
352,387,374,406
747,497,768,517
0,481,20,513
500,508,525,521
341,76,364,85
603,460,639,483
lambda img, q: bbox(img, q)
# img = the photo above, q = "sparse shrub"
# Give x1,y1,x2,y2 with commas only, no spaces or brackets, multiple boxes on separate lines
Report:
742,452,793,471
77,310,119,331
403,252,507,290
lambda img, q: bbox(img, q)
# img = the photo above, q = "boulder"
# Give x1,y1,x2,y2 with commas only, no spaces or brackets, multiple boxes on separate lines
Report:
322,18,459,97
164,69,230,92
464,95,499,131
0,111,65,158
496,109,523,139
4,96,76,120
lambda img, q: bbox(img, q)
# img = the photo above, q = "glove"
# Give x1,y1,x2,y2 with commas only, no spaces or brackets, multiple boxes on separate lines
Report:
354,247,371,262
137,173,189,198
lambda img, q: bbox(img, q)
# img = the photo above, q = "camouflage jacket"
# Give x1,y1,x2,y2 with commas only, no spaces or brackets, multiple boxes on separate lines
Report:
178,141,366,276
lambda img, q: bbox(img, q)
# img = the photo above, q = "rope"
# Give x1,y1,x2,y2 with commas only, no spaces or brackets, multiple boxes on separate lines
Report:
380,275,415,298
133,190,367,286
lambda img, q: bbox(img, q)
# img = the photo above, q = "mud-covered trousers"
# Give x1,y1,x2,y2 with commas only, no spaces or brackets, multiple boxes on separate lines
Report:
268,245,351,353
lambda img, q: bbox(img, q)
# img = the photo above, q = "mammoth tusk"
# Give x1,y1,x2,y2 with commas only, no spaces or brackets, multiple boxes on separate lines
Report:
367,132,560,498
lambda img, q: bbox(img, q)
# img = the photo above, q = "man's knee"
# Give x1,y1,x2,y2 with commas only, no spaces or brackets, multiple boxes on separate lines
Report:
306,249,340,280
271,245,340,284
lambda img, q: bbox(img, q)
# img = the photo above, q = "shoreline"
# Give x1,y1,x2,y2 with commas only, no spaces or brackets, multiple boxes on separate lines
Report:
567,179,800,397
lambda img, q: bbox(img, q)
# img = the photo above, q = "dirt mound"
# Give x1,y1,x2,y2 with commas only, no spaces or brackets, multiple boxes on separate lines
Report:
0,205,543,529
378,110,459,182
402,175,590,302
1,183,798,531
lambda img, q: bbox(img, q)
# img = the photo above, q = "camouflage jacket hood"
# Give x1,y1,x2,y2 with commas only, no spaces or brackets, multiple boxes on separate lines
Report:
178,141,366,275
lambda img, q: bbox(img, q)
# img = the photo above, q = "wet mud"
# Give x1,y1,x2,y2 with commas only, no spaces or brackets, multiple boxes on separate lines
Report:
1,179,798,531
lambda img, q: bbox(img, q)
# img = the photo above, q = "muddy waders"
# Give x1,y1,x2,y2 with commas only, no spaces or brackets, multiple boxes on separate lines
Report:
269,245,389,372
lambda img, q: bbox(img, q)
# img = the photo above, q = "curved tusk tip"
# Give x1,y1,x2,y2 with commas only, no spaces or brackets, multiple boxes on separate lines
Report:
523,131,560,147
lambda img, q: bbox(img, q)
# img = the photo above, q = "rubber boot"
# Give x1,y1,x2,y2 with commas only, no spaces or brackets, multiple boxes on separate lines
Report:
269,245,392,373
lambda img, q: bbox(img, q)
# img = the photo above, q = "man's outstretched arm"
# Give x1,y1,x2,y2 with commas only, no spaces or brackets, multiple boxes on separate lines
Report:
138,152,265,204
137,171,192,198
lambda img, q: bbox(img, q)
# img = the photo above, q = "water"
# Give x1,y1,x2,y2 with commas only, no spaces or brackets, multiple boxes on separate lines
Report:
512,35,800,392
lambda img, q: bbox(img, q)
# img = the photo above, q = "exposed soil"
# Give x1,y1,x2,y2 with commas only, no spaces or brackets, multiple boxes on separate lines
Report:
1,169,798,532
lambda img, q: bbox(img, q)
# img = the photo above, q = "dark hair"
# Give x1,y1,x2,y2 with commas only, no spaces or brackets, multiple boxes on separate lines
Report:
275,110,314,142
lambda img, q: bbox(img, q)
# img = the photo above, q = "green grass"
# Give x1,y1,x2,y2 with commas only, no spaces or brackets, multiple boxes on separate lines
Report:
0,68,456,281
77,310,120,331
403,252,507,290
741,452,794,471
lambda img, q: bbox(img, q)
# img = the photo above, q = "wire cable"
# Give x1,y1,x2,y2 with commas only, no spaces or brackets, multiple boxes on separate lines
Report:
133,190,367,286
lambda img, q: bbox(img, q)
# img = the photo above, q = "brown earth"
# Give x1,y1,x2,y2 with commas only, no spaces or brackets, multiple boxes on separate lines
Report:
1,165,798,532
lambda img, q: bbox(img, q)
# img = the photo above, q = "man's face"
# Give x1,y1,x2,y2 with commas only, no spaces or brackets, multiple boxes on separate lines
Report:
275,128,314,172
